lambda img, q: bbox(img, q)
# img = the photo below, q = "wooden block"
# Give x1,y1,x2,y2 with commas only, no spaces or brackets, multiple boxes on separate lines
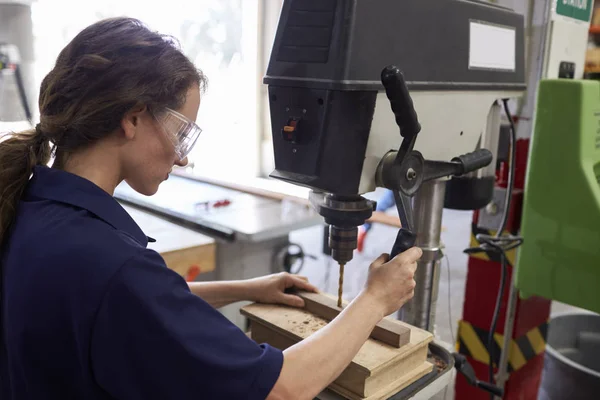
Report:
295,291,410,348
242,302,433,398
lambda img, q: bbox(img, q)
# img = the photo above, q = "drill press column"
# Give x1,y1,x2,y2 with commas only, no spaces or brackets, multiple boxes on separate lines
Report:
399,179,446,332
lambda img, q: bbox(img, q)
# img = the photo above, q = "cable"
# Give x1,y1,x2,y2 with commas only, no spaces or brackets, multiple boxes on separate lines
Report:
445,254,455,347
464,99,523,399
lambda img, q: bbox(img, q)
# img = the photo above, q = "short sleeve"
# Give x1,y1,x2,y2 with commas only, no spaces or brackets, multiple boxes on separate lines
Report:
90,250,283,400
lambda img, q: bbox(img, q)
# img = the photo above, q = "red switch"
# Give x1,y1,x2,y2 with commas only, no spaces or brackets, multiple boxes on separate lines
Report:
282,118,300,143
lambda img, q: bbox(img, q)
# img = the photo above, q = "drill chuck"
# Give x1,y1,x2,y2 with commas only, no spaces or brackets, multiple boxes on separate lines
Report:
329,225,358,265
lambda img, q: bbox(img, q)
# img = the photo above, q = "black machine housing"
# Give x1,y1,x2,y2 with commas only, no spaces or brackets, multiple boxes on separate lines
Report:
265,0,525,209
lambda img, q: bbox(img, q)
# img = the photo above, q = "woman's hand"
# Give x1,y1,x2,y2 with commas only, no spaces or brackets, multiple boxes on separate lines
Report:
362,247,421,317
247,272,319,307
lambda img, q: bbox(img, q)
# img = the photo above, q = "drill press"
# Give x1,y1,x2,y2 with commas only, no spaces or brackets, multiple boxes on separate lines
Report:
265,0,526,329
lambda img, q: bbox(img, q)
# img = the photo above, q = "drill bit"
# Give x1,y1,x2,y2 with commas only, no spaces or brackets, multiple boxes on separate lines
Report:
337,263,345,308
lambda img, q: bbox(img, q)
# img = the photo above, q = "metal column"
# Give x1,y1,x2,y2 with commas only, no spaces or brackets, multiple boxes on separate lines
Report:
400,178,446,332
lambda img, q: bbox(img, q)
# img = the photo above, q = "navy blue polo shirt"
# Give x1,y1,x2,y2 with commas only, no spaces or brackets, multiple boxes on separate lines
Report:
0,166,283,399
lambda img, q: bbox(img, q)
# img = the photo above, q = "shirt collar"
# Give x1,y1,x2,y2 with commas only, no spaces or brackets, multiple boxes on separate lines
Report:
27,165,151,247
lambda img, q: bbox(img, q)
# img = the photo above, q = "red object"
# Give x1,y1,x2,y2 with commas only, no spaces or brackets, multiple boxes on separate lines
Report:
212,199,231,208
496,139,530,190
457,138,551,400
357,227,367,253
462,256,551,339
185,265,201,281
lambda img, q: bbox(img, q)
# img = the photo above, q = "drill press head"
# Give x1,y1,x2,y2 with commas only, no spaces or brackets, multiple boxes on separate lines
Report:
265,0,526,265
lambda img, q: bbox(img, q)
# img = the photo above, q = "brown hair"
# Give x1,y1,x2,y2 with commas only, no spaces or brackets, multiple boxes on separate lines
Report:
0,17,206,245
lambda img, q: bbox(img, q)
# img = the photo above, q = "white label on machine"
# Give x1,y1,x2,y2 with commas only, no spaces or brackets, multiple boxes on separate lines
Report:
469,21,516,71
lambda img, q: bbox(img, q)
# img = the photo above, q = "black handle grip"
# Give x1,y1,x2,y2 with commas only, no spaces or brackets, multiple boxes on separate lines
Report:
453,353,504,398
390,228,417,259
381,66,421,139
452,149,493,175
477,381,504,398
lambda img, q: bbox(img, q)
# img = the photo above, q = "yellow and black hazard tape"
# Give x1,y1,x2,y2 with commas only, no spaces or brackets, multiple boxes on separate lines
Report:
456,320,548,372
468,223,518,266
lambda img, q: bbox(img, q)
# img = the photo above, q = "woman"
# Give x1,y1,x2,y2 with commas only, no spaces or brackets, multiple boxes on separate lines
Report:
0,18,421,400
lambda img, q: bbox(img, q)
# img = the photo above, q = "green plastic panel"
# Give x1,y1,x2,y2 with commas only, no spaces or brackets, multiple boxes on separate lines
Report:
515,79,600,313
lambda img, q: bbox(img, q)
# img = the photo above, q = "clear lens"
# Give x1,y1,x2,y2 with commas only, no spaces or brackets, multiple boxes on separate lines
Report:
159,108,202,159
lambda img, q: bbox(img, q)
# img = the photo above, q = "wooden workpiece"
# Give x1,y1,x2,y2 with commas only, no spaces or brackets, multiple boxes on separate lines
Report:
241,293,434,399
121,204,216,279
294,291,411,348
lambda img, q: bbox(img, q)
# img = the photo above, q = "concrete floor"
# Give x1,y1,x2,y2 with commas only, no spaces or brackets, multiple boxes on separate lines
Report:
289,202,581,400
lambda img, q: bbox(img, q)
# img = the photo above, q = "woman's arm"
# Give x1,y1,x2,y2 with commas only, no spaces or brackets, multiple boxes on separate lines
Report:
188,281,250,308
188,273,318,309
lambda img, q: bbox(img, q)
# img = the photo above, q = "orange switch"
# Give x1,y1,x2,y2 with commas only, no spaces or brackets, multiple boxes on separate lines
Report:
282,118,300,142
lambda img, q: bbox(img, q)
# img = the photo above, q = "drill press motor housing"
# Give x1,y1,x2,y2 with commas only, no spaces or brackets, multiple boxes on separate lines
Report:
265,0,526,265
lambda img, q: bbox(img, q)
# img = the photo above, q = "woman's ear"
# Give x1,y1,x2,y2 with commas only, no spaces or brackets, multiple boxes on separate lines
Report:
121,104,148,140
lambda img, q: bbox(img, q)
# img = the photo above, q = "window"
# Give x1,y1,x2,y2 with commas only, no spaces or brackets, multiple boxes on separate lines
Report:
31,0,267,181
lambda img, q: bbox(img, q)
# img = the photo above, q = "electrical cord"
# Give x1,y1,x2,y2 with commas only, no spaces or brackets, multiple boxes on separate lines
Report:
464,99,523,399
445,254,455,347
444,253,454,400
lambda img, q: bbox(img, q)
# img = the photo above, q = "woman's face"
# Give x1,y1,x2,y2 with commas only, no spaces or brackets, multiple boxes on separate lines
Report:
122,84,201,196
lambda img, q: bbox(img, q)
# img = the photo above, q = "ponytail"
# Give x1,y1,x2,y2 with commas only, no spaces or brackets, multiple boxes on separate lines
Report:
0,127,52,245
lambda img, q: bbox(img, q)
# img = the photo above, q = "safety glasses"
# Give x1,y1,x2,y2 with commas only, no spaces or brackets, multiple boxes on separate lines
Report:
157,108,202,160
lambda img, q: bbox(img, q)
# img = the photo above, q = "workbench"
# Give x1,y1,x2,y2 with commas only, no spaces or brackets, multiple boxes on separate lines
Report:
115,172,324,329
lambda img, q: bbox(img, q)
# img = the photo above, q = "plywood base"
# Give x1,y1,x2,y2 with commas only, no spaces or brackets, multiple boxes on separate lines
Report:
242,302,433,399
